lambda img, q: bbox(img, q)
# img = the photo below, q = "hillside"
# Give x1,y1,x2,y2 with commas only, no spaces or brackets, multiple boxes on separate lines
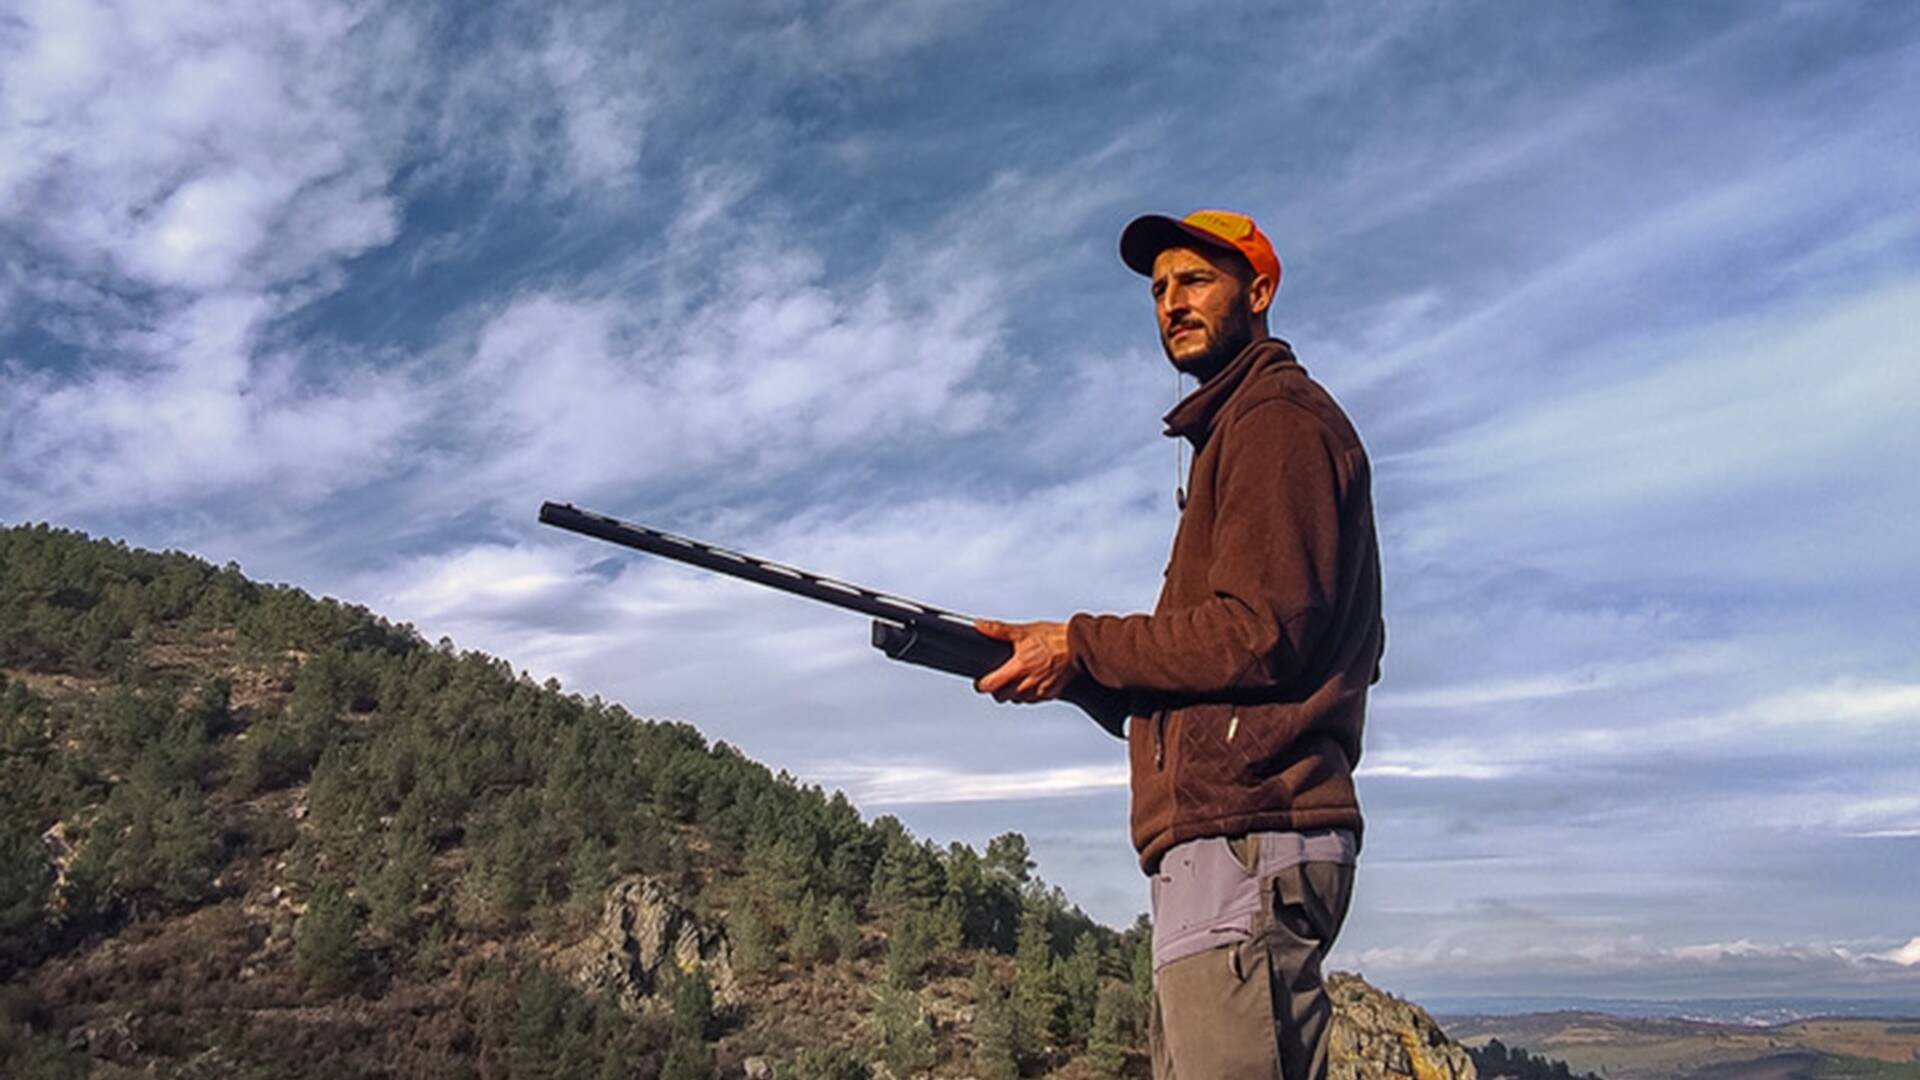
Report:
1,522,1475,1078
1446,1012,1920,1080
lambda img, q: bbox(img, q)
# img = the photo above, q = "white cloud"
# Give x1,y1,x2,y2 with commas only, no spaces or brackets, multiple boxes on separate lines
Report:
0,0,421,514
1357,761,1517,782
540,13,650,189
1680,680,1920,741
1887,937,1920,967
818,761,1130,805
0,0,405,292
2,294,419,510
1350,934,1920,998
411,190,1007,515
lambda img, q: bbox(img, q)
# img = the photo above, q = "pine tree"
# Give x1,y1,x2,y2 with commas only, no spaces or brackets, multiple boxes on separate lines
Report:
661,966,718,1080
294,882,365,994
874,985,937,1076
824,894,860,963
1013,896,1063,1052
933,894,966,954
1129,916,1155,1017
364,825,431,935
1059,931,1101,1044
567,833,612,913
0,806,52,970
885,906,935,990
1087,984,1133,1076
971,957,1021,1080
983,832,1034,884
729,901,774,979
670,966,717,1042
511,968,598,1080
789,891,826,967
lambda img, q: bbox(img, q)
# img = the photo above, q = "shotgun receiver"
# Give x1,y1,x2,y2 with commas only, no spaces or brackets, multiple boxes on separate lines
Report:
538,502,1128,738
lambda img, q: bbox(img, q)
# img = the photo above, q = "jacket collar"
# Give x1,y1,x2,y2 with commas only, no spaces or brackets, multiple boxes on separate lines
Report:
1162,337,1298,446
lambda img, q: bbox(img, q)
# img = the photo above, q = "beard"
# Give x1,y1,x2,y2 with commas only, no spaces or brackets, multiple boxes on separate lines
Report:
1162,295,1257,382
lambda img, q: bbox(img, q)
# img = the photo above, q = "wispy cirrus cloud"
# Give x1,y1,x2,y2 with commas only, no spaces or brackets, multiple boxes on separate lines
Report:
1352,934,1920,999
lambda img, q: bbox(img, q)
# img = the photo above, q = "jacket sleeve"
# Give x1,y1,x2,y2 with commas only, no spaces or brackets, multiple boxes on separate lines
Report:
1067,401,1344,695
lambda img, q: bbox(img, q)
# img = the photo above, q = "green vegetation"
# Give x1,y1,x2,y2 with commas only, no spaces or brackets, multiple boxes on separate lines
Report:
872,985,938,1075
972,955,1023,1079
1815,1054,1920,1080
1473,1038,1605,1080
0,522,1148,1074
293,882,366,994
785,1044,873,1080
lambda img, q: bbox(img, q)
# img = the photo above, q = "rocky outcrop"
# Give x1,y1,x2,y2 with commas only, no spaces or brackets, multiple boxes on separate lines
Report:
1331,972,1478,1080
560,876,739,1012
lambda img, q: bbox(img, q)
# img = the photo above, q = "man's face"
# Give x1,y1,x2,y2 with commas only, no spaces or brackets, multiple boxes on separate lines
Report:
1151,245,1259,376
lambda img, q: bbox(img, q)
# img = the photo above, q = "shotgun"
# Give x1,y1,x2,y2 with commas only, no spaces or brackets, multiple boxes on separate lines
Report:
538,502,1129,738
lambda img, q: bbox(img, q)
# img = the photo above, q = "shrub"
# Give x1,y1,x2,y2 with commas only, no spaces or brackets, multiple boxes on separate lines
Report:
785,1045,872,1080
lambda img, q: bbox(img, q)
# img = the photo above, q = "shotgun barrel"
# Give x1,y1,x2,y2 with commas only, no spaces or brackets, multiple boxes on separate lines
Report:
538,501,1129,738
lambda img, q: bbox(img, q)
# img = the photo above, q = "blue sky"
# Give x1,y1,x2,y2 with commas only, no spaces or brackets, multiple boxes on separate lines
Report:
3,1,1918,1003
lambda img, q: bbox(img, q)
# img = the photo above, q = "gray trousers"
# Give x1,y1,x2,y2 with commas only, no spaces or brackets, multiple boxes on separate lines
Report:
1151,843,1356,1080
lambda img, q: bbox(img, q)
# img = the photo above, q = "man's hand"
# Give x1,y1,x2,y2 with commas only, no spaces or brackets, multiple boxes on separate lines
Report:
973,619,1075,703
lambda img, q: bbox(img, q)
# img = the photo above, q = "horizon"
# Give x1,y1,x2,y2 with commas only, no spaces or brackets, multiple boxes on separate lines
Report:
3,1,1917,1002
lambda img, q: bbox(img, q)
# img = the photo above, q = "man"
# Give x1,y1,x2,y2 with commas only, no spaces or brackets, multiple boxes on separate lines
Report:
974,209,1384,1079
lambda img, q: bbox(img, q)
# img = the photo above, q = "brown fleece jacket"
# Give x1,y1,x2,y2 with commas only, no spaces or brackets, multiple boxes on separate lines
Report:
1068,338,1384,873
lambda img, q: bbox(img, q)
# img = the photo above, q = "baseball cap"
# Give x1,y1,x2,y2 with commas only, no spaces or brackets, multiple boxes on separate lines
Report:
1119,209,1282,287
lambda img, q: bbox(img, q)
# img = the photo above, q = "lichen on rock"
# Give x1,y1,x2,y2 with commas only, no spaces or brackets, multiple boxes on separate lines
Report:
1330,972,1478,1080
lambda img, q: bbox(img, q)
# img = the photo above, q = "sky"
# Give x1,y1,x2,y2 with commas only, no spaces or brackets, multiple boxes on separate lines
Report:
2,0,1917,1005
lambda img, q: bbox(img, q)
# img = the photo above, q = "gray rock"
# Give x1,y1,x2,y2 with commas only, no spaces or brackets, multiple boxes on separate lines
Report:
1330,973,1478,1080
560,875,740,1012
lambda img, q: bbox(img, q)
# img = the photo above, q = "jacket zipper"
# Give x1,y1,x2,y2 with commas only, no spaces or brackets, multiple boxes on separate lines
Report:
1154,708,1167,769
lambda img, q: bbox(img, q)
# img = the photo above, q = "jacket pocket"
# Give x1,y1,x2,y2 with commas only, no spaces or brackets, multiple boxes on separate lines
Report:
1171,702,1235,784
1228,703,1316,788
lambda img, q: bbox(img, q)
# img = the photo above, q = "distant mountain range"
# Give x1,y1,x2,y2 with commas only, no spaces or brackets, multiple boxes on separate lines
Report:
1432,998,1920,1027
1443,1009,1920,1080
